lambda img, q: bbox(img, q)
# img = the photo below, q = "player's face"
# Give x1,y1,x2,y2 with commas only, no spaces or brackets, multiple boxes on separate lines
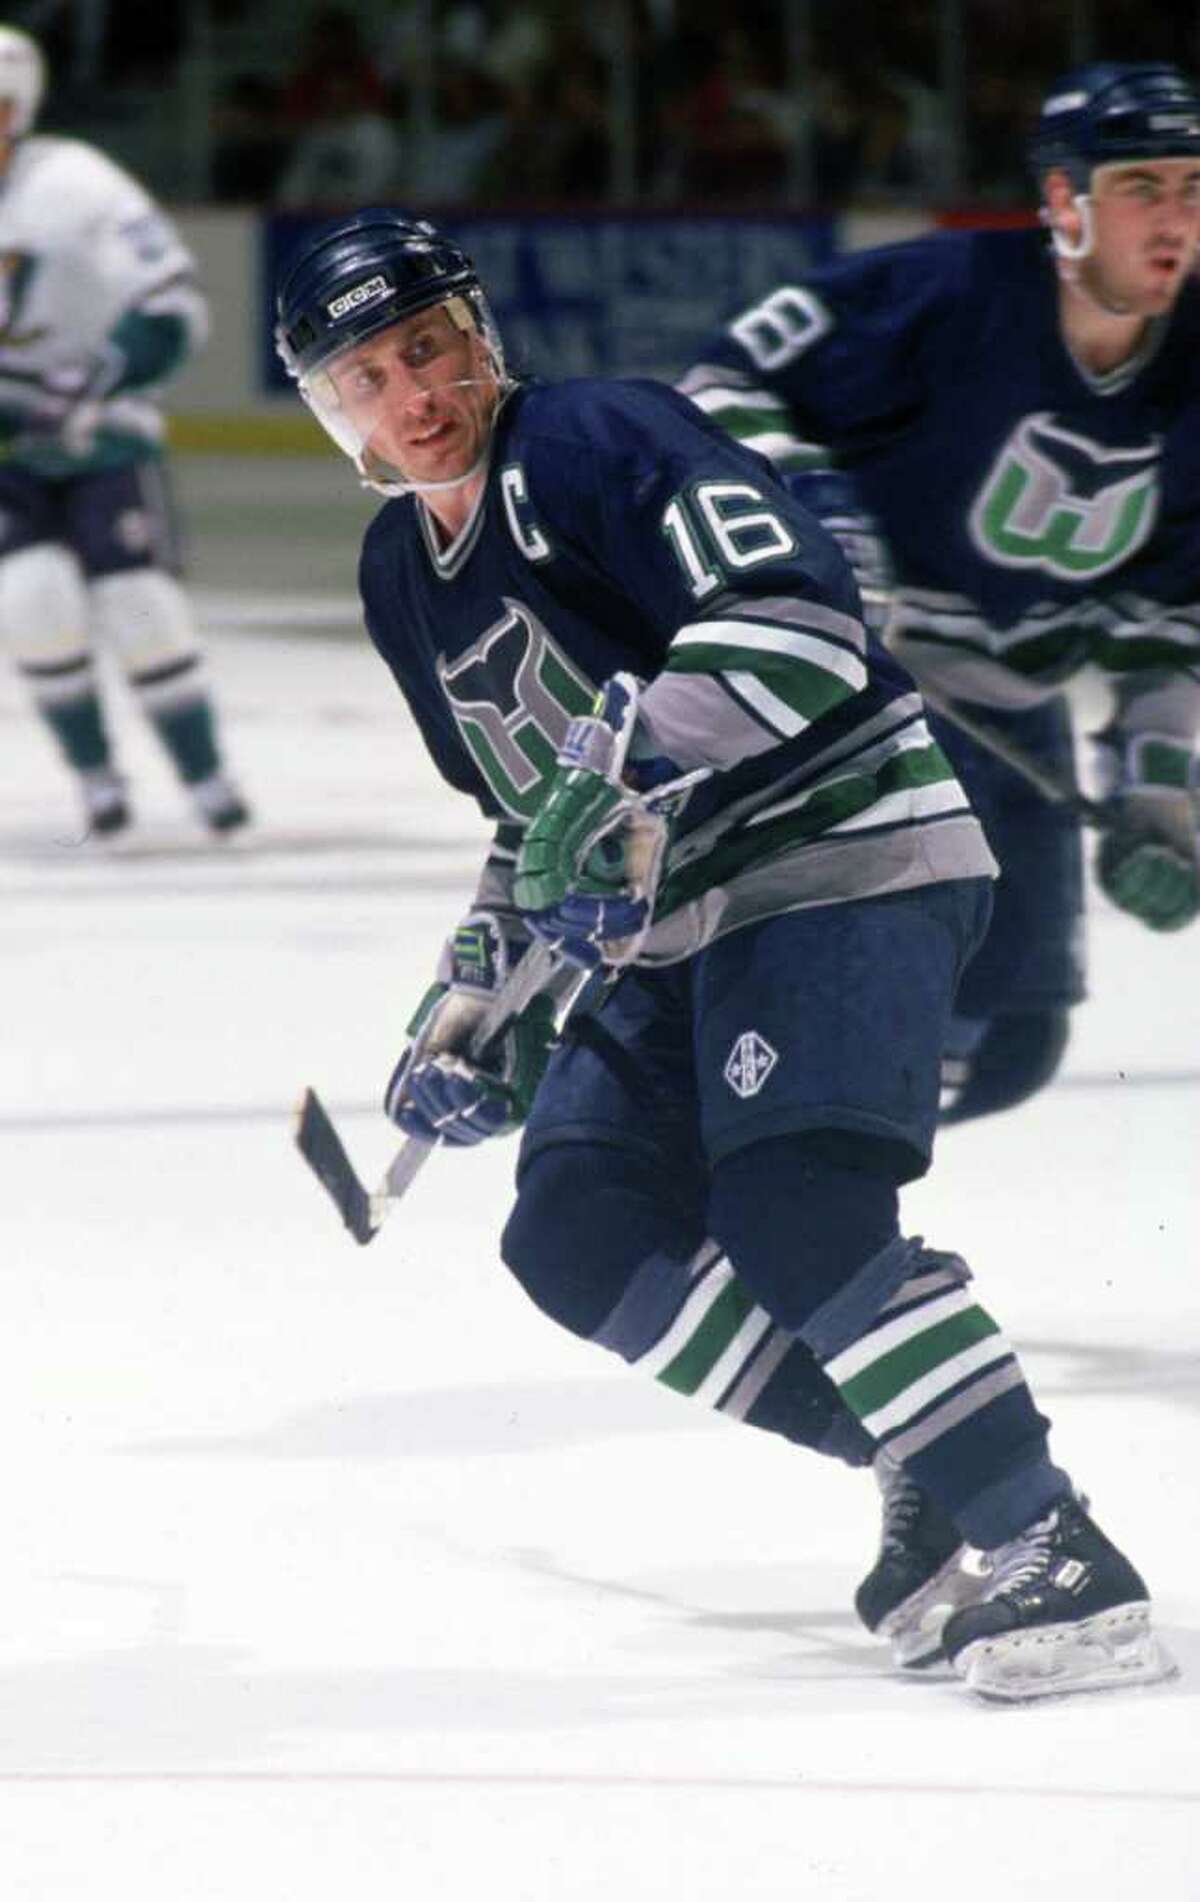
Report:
325,303,499,489
1086,159,1200,313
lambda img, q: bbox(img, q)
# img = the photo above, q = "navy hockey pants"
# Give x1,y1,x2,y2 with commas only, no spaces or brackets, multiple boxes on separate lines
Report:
501,878,991,1461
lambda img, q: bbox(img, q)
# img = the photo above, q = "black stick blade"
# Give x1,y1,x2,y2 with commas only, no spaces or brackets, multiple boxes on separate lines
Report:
294,1088,378,1245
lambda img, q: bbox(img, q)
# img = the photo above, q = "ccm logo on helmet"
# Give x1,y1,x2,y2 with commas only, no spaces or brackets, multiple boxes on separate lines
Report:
327,275,389,321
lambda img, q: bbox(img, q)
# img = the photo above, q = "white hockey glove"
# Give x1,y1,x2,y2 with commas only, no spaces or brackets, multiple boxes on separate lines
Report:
384,912,557,1145
1094,729,1200,932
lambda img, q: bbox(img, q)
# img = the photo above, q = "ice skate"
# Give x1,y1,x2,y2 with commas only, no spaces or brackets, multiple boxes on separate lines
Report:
80,765,130,837
190,769,250,834
855,1450,986,1668
942,1494,1177,1702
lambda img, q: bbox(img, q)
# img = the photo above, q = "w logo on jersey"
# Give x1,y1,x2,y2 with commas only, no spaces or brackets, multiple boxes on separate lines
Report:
970,414,1160,580
439,598,595,818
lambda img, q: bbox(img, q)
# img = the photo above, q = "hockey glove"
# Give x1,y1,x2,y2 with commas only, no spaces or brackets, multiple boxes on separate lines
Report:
0,351,123,462
513,674,687,970
384,913,557,1144
1094,731,1200,932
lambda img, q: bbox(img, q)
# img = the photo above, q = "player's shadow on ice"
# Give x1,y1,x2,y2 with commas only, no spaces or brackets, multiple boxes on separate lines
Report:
501,1541,891,1680
1017,1336,1200,1406
500,1545,1200,1700
128,1334,1200,1469
131,1377,723,1461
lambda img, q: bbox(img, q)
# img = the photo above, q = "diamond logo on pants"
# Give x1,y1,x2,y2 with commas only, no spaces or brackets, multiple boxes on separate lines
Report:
724,1030,778,1099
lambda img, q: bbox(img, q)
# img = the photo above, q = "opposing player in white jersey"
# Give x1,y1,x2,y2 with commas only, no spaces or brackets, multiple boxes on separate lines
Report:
0,24,249,836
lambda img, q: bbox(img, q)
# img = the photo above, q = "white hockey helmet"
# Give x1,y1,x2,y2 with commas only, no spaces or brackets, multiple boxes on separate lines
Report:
0,25,45,137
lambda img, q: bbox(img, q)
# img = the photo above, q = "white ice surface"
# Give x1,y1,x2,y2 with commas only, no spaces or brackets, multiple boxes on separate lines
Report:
1,614,1197,1901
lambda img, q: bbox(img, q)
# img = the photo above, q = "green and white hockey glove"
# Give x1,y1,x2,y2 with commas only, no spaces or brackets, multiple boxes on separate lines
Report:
384,912,556,1144
513,674,700,970
1095,730,1200,933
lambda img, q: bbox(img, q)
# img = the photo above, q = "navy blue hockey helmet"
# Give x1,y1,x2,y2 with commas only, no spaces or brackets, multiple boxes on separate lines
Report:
1030,62,1200,189
274,208,507,494
275,208,488,380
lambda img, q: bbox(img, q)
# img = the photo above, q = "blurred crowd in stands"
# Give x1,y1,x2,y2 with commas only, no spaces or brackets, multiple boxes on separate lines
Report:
14,0,1200,207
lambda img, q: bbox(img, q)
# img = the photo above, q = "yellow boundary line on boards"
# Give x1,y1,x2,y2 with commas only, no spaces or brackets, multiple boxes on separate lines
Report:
167,413,337,456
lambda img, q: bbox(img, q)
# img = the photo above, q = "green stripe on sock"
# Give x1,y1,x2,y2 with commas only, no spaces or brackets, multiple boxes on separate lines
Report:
657,1279,758,1396
838,1306,1001,1417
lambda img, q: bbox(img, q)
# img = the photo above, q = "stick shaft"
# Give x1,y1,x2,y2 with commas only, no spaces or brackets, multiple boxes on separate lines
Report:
371,939,563,1215
296,941,572,1244
919,684,1106,826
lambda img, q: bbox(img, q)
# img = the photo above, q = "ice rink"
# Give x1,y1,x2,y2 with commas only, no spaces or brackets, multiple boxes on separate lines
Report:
1,457,1197,1900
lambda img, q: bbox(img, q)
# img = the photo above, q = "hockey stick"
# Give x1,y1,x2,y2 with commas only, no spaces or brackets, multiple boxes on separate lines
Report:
294,938,571,1246
294,764,709,1244
918,683,1108,826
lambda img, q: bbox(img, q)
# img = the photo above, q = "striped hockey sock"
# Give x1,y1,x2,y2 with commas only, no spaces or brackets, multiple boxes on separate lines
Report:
630,1241,791,1418
818,1250,1058,1530
21,654,111,770
130,654,221,784
824,1254,1025,1461
597,1240,873,1460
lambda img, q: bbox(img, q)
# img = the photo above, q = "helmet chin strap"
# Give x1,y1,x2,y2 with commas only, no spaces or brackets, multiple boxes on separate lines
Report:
359,440,492,500
1043,194,1144,318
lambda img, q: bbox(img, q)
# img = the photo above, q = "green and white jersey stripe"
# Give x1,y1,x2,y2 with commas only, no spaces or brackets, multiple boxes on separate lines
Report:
640,706,994,964
677,365,826,471
888,587,1200,711
665,602,867,738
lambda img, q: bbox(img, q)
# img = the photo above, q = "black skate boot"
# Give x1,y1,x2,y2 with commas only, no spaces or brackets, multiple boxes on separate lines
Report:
80,766,131,837
190,770,250,834
855,1450,986,1668
942,1494,1176,1702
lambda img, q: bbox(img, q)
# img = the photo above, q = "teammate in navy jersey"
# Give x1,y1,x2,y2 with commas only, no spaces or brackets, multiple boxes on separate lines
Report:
680,58,1200,1669
681,60,1200,1132
276,206,1173,1700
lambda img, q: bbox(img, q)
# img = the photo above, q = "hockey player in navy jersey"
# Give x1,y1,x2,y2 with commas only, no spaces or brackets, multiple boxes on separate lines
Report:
0,25,248,837
679,57,1200,1671
681,60,1200,1125
276,206,1174,1700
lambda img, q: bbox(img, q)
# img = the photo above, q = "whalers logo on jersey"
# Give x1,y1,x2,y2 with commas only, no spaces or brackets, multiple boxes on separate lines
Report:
970,413,1160,581
439,598,596,818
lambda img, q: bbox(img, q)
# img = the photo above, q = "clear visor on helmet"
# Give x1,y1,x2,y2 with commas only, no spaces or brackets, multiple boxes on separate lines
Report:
298,290,508,497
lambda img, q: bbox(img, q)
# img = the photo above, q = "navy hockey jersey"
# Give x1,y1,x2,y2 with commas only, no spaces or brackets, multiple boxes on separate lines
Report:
681,228,1200,710
359,377,995,962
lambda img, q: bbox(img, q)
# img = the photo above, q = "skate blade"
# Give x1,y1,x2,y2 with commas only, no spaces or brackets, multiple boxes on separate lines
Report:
880,1546,981,1670
958,1602,1179,1703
